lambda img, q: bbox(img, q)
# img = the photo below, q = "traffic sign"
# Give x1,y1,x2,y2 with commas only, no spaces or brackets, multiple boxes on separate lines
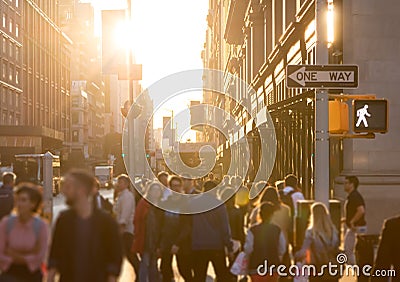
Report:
286,65,358,89
353,99,388,133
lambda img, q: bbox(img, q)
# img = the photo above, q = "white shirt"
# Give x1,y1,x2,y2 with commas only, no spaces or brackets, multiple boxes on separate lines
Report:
114,189,135,234
283,186,305,217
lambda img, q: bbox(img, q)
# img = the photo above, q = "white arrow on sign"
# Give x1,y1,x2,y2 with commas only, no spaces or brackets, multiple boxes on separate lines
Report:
288,67,355,87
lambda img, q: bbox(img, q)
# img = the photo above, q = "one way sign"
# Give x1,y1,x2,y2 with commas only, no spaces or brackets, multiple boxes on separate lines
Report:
286,65,358,89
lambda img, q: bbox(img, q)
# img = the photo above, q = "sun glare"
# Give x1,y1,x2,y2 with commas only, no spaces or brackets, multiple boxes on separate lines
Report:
113,19,135,53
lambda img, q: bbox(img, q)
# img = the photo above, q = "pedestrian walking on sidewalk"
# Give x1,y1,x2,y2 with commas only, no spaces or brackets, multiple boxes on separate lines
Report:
343,176,367,265
295,202,339,282
190,180,234,282
47,170,123,282
0,183,48,282
132,181,163,282
0,172,16,220
244,202,286,282
114,174,140,280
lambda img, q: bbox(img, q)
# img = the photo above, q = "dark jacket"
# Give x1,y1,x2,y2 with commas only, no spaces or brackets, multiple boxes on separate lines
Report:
226,205,245,245
132,198,162,254
93,193,113,214
48,209,123,282
248,222,281,271
0,185,14,220
373,215,400,281
191,194,233,252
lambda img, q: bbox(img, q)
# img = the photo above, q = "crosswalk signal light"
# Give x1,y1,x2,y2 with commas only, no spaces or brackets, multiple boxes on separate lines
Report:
353,99,388,133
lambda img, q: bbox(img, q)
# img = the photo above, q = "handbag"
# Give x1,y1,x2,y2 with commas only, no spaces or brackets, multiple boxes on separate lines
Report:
230,251,249,276
313,234,342,280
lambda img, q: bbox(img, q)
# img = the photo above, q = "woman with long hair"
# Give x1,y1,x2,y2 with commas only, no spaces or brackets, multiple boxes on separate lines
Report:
295,202,340,281
132,181,163,282
0,183,49,282
248,187,291,239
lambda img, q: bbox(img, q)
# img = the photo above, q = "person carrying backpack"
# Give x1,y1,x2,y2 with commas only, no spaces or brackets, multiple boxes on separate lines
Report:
280,174,304,218
0,172,16,220
0,183,49,282
295,203,340,282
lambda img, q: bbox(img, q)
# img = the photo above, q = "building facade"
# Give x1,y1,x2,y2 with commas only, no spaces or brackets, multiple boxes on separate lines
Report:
59,0,106,165
202,0,400,233
0,0,72,165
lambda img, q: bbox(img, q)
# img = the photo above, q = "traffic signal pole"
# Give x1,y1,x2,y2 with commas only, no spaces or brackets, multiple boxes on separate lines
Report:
127,0,135,182
314,0,330,206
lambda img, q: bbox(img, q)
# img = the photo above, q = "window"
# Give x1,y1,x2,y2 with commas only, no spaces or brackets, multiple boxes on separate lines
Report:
2,62,6,78
15,69,19,84
9,68,13,82
15,24,18,37
15,115,19,125
16,0,18,8
2,112,6,124
9,42,12,57
15,46,19,61
9,19,12,33
72,112,79,124
8,113,13,125
2,38,5,54
9,91,12,105
1,89,5,104
2,14,6,28
72,130,79,142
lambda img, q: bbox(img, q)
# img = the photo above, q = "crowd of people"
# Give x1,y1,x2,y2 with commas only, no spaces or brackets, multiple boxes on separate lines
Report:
0,169,397,282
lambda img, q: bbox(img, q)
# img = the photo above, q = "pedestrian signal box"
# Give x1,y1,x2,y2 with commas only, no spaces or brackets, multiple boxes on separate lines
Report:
353,99,388,133
329,101,349,134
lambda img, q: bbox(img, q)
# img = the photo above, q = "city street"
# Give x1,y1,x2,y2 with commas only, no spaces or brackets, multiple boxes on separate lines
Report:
0,0,398,281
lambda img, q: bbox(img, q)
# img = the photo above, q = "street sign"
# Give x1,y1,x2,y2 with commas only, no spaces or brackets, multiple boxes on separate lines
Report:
286,65,358,89
353,99,388,133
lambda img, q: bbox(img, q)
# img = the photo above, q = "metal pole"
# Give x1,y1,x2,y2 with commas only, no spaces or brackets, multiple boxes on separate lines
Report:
43,152,54,222
127,0,135,181
314,0,329,206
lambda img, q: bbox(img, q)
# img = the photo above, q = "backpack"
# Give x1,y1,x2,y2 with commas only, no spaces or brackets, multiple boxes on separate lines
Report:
280,190,295,217
6,215,42,241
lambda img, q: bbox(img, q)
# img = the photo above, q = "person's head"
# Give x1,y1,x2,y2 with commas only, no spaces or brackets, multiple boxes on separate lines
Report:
168,175,183,193
116,174,130,192
2,172,16,187
62,169,96,207
157,171,169,187
231,176,243,188
275,180,284,191
145,182,163,203
222,175,231,186
208,172,214,180
182,174,194,193
284,174,298,189
15,183,42,216
203,180,217,192
260,186,281,208
344,176,359,193
309,202,336,240
259,202,276,223
220,187,235,208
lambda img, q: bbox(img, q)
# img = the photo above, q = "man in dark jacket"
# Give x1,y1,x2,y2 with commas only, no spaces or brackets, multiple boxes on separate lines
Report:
0,172,15,219
372,215,400,281
47,170,123,282
190,180,233,282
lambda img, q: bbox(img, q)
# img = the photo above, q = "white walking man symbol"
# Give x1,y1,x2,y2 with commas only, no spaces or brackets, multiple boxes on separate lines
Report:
356,104,371,128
